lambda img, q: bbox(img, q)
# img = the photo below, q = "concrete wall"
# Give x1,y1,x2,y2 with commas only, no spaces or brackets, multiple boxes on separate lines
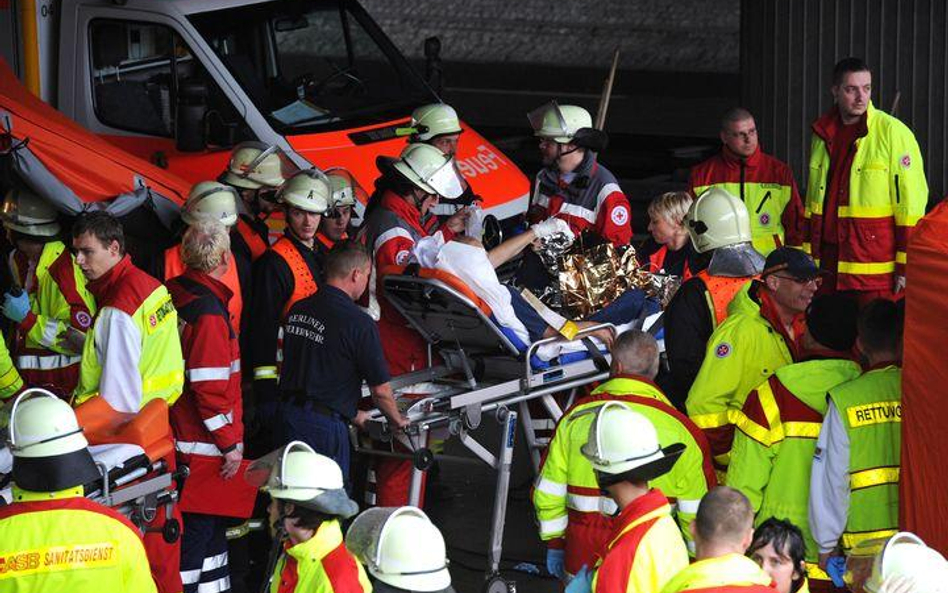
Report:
361,0,740,73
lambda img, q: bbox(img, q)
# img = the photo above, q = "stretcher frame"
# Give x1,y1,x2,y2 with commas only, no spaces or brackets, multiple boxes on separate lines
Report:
360,272,615,591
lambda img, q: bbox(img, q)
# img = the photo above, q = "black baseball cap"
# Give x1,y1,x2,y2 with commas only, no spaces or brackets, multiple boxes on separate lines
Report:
762,247,821,280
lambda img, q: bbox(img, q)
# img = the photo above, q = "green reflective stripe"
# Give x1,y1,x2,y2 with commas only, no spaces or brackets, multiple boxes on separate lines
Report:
850,466,900,491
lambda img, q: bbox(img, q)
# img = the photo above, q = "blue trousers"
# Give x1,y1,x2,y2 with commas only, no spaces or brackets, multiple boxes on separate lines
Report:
180,513,231,593
275,401,352,490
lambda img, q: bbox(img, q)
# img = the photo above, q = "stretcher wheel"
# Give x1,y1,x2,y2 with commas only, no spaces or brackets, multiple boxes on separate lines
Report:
483,574,515,593
413,447,435,471
163,517,181,543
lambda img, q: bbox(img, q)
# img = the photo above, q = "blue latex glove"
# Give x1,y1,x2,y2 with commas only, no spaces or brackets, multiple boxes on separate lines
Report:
827,556,847,588
565,565,592,593
1,291,30,323
546,548,565,579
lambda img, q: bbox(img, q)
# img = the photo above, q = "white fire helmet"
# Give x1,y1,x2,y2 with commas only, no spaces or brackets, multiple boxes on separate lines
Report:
182,181,239,227
685,187,753,253
529,101,593,144
2,188,61,237
222,141,287,190
392,143,464,199
346,506,453,593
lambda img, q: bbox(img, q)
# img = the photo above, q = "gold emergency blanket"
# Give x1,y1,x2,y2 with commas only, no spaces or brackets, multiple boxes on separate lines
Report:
557,243,680,317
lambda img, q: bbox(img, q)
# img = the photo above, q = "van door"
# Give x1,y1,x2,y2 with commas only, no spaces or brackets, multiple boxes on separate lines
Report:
69,8,252,180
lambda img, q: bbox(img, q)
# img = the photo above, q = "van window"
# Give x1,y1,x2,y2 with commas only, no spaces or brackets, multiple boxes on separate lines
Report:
188,0,435,133
89,19,245,141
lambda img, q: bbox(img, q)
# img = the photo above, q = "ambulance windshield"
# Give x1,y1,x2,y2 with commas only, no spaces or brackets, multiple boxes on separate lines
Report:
188,0,435,132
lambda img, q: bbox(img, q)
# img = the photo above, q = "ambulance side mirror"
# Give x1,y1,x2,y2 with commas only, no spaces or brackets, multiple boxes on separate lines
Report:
175,79,208,153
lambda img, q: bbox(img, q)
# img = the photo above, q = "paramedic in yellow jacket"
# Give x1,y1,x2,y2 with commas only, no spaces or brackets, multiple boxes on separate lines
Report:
1,188,96,396
563,401,690,593
534,330,715,579
247,441,371,593
0,389,156,592
687,247,817,471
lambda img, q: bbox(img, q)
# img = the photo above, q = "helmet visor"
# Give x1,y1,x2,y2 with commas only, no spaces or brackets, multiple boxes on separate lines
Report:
244,441,316,490
346,507,400,568
528,100,569,138
421,160,464,199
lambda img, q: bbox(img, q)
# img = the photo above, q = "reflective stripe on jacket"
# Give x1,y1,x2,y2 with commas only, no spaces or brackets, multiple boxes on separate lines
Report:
168,271,243,460
532,152,632,245
270,520,371,593
0,487,157,593
828,365,902,552
805,103,928,289
533,375,714,569
691,146,804,255
74,255,184,409
687,282,796,469
728,358,861,563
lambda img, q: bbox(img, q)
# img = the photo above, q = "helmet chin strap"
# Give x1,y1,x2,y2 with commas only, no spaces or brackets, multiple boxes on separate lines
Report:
261,506,291,593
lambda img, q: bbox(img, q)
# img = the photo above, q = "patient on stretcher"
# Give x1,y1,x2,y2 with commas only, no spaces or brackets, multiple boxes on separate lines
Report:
430,234,658,352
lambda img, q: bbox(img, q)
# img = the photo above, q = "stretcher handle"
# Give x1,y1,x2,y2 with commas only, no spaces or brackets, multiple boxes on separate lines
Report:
522,322,617,384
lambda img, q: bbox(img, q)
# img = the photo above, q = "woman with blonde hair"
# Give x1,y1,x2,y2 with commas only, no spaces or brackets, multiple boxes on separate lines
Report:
638,191,700,279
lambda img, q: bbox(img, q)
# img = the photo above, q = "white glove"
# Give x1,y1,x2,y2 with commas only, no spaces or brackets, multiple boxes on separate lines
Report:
531,217,573,241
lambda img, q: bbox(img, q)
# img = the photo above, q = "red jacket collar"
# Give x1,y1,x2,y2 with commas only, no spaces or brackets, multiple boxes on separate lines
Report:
755,282,803,358
720,145,762,169
812,104,869,143
87,254,133,301
181,268,233,305
613,489,669,534
381,190,428,236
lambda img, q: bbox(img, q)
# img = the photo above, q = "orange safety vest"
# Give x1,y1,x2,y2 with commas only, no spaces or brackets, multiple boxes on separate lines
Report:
165,246,243,334
648,245,694,280
236,218,269,261
695,270,751,328
271,237,318,317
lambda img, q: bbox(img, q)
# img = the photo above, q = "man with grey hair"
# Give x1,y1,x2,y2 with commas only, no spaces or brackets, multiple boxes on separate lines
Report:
167,219,246,593
689,106,803,256
533,330,715,578
660,487,775,593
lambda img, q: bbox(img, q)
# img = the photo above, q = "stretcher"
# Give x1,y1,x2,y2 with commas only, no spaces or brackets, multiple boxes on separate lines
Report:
359,267,628,593
1,395,182,541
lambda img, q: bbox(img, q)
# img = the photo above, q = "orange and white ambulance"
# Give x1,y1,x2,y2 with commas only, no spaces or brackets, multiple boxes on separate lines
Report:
0,0,530,222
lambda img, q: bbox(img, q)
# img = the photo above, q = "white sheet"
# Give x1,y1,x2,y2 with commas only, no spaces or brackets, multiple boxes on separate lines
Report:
435,241,531,345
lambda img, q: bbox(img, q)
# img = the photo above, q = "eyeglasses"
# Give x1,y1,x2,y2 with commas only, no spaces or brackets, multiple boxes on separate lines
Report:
772,274,823,287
